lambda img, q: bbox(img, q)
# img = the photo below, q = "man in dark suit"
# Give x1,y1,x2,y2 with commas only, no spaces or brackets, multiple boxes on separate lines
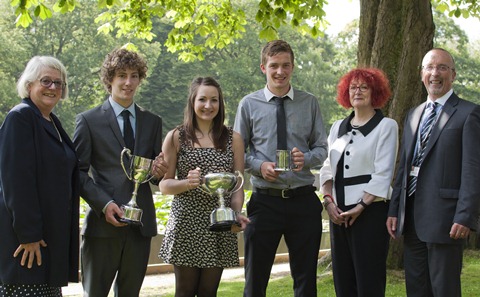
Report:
387,48,480,297
73,48,167,297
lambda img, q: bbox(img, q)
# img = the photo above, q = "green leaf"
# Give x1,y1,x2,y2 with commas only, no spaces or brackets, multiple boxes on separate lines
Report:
454,8,461,17
34,4,52,20
436,3,449,13
259,26,277,40
15,10,33,28
96,22,113,34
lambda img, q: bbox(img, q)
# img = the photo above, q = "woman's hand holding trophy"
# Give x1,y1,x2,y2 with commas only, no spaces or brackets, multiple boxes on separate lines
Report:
185,167,202,191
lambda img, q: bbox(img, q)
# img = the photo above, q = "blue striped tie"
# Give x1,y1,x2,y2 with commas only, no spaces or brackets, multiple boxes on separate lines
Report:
407,102,438,197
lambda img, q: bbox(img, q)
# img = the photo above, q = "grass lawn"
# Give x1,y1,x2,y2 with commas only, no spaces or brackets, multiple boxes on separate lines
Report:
156,249,480,296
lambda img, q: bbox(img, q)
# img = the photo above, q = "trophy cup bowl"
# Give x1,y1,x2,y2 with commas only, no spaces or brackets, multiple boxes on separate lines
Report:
274,149,292,172
119,148,155,226
200,171,244,232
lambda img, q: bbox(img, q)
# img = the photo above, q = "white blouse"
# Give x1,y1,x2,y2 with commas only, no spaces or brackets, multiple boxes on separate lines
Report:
320,111,398,206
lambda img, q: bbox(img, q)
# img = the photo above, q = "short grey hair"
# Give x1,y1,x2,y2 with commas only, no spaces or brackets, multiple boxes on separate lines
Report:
17,56,69,99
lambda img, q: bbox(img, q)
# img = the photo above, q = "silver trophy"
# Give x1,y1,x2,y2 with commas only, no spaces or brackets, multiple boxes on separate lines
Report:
274,149,292,172
200,171,244,232
120,148,155,226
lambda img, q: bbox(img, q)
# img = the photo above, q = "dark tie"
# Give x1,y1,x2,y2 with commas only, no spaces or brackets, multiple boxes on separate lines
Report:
274,96,287,150
407,102,438,196
121,110,135,151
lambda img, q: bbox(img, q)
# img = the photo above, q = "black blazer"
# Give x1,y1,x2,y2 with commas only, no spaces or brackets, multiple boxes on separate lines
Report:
0,98,80,286
73,100,162,237
389,93,480,243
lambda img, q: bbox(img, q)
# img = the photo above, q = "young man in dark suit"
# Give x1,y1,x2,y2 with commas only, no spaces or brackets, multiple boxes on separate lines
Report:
73,48,167,297
387,48,480,297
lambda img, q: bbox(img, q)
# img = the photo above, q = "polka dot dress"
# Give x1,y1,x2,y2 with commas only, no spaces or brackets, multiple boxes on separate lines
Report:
159,127,239,268
0,284,62,296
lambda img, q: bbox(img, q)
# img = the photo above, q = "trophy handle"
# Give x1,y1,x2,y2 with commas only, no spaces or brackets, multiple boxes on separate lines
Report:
120,147,133,180
230,171,244,194
199,178,212,195
144,171,155,183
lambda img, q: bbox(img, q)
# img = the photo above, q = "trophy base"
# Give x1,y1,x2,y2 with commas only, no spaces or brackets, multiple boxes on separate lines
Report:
209,220,240,232
116,216,144,226
120,204,143,226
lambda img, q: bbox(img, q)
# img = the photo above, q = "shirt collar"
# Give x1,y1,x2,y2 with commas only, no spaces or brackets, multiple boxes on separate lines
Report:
338,109,385,137
109,96,136,118
427,89,453,107
263,85,294,102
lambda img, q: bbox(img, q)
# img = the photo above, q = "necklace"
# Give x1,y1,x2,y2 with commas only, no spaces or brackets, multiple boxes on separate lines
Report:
49,116,63,142
351,122,361,129
351,111,375,128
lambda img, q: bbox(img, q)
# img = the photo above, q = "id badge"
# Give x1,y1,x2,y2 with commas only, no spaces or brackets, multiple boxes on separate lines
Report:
409,166,419,177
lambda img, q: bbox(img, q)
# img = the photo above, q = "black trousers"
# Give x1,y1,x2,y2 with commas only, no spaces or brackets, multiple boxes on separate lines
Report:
330,201,390,297
243,189,322,297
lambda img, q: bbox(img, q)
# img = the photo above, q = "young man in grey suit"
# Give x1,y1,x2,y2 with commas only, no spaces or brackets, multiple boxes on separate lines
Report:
387,48,480,297
73,48,167,297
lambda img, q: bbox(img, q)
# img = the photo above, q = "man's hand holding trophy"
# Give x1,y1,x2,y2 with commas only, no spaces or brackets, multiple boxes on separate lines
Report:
118,148,167,226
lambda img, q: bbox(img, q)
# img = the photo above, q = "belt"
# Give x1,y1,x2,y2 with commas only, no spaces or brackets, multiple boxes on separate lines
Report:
254,185,316,198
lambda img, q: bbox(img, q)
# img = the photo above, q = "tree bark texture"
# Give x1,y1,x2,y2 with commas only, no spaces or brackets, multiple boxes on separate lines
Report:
358,0,434,124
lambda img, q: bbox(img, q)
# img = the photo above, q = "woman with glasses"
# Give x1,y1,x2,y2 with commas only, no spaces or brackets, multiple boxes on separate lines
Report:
0,56,79,296
319,68,398,297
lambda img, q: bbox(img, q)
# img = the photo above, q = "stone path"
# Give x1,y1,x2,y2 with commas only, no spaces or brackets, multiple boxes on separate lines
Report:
62,262,291,297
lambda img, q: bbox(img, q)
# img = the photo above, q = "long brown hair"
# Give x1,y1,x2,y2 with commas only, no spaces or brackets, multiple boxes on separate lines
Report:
181,77,228,150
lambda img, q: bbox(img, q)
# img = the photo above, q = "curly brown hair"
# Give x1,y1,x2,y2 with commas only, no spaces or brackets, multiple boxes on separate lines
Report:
100,48,148,93
336,68,392,109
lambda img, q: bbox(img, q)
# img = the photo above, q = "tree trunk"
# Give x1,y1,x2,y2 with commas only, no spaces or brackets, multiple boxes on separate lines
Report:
358,0,435,269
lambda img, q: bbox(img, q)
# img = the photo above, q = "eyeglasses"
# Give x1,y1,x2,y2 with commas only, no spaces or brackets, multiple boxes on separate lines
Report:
422,64,453,72
349,85,369,93
38,77,65,89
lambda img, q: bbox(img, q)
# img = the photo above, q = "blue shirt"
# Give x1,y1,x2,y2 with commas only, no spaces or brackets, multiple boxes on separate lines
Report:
234,86,328,189
109,97,136,138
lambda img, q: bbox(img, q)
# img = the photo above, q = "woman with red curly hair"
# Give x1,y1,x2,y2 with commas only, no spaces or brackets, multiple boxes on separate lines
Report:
319,68,399,297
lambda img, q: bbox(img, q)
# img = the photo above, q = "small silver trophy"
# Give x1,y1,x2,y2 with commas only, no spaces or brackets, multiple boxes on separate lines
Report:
120,148,154,226
274,149,292,172
200,171,244,232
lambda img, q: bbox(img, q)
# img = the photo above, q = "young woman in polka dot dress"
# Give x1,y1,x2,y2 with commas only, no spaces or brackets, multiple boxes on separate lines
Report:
159,77,249,296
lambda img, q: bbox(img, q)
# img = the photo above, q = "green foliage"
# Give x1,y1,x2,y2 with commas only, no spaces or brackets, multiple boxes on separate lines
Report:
433,0,480,18
152,192,172,233
10,0,331,61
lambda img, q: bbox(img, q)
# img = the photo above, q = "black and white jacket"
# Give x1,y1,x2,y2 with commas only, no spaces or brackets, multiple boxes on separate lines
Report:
320,110,398,206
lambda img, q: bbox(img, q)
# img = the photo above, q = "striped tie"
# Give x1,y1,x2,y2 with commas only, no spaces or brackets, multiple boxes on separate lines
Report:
407,102,438,197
